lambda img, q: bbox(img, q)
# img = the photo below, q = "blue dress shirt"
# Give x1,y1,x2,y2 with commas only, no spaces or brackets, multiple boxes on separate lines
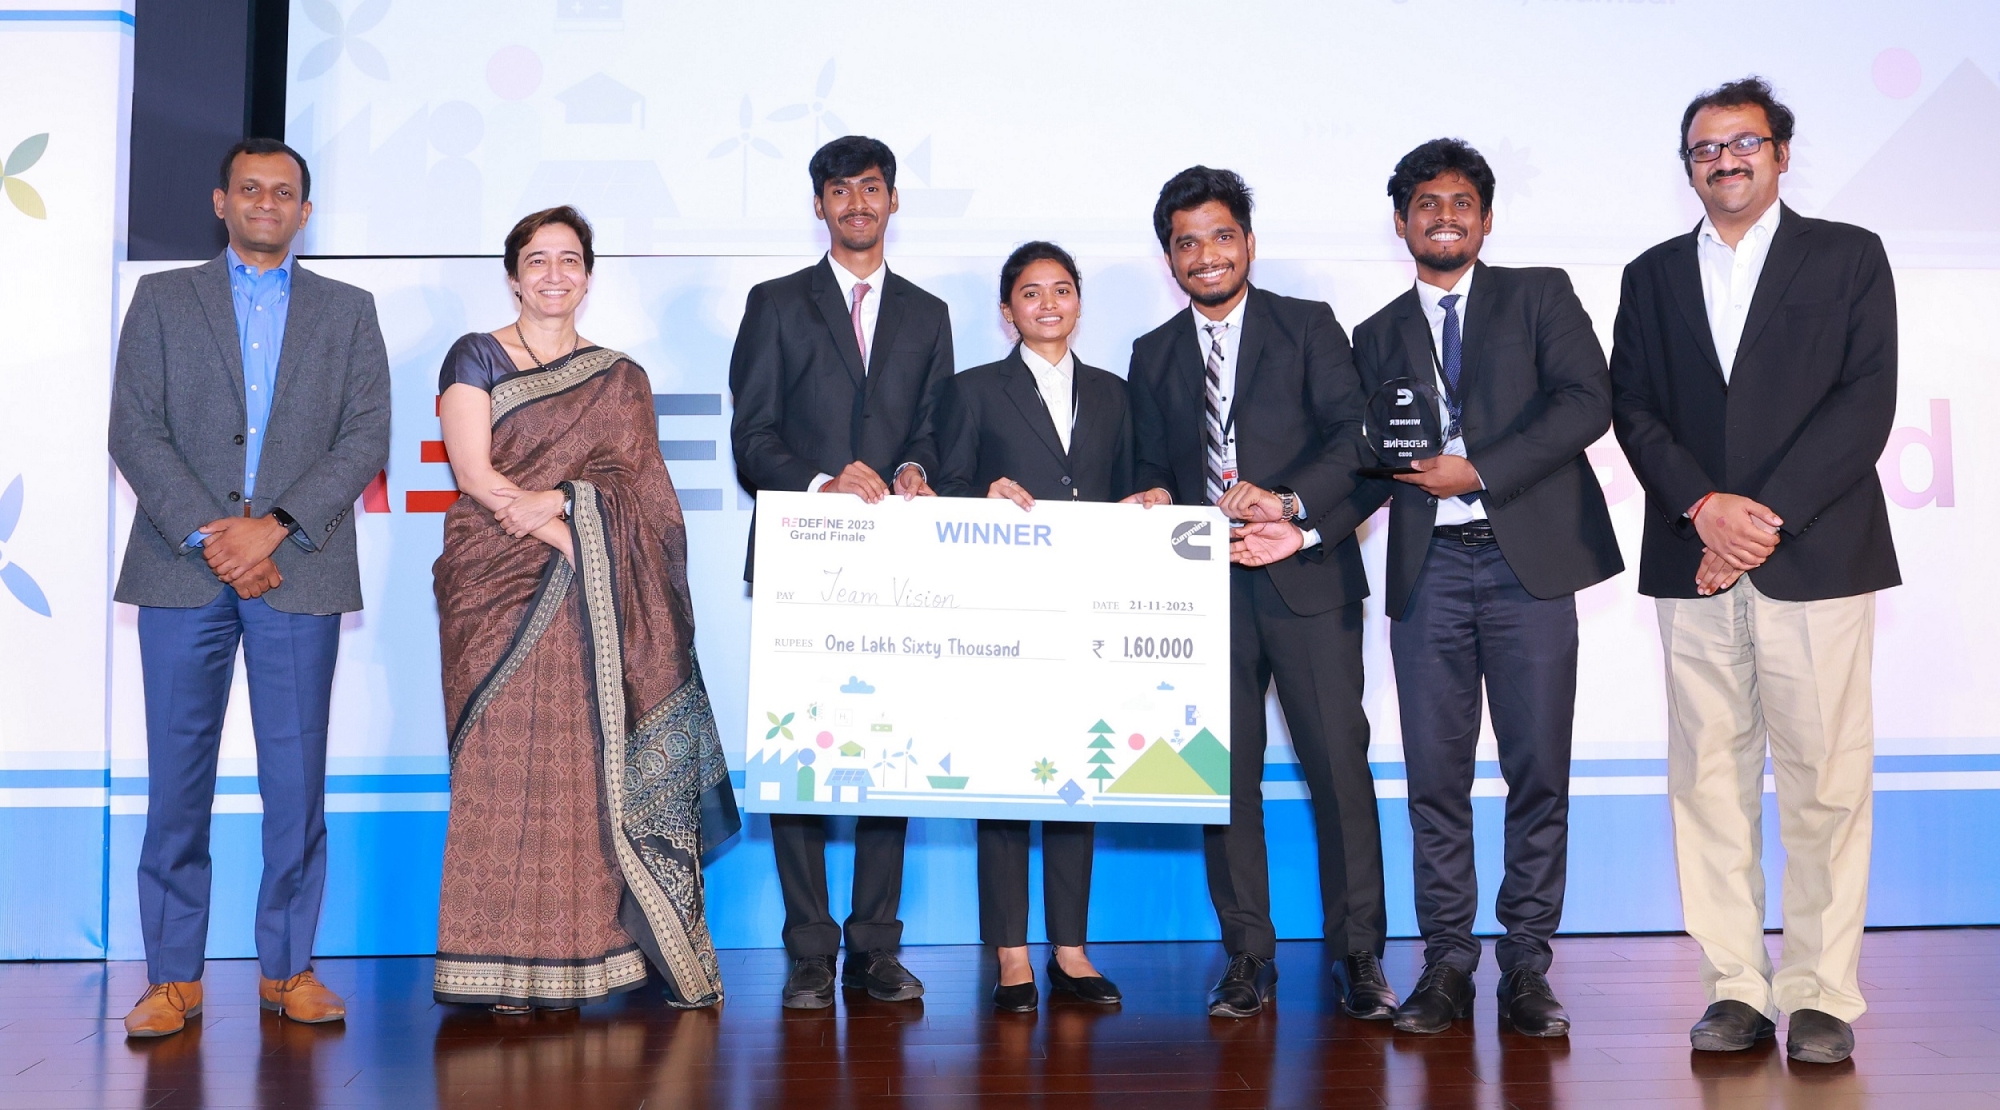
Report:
187,248,292,549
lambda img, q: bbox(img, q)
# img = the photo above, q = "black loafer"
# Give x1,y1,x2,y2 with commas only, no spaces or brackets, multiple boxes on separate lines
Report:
1689,1000,1776,1052
1333,952,1398,1020
1047,957,1122,1005
1497,968,1570,1037
1392,963,1475,1034
1207,953,1277,1019
992,979,1039,1012
841,949,925,1002
1786,1008,1855,1064
781,955,835,1010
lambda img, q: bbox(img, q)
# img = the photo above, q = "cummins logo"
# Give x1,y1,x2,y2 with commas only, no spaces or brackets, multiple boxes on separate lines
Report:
1171,519,1212,561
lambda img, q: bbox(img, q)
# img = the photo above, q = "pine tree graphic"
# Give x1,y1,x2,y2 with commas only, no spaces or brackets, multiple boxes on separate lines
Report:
1086,719,1116,793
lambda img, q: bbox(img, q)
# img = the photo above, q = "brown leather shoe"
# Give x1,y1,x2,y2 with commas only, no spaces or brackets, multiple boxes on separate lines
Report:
125,981,203,1038
258,969,347,1024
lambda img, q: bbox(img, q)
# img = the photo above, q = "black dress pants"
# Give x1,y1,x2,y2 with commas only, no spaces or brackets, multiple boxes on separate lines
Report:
1205,565,1385,959
770,814,908,959
1391,537,1577,975
976,820,1094,948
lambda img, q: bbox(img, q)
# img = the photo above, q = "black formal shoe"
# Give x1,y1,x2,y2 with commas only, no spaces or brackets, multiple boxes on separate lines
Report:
781,955,835,1010
1332,952,1398,1020
992,978,1039,1012
1689,1000,1776,1052
1497,968,1570,1037
1786,1008,1855,1064
841,949,925,1002
1047,957,1122,1005
1207,953,1278,1019
1392,963,1475,1034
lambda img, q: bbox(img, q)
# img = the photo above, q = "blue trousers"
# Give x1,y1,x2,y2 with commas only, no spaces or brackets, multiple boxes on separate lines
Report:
136,586,341,984
1391,538,1578,976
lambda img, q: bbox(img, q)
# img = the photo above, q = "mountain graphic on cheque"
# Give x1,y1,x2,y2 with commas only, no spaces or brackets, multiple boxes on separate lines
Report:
1107,739,1217,795
1178,729,1229,795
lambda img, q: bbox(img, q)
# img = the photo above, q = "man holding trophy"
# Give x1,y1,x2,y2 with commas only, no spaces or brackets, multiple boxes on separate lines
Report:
1351,139,1623,1036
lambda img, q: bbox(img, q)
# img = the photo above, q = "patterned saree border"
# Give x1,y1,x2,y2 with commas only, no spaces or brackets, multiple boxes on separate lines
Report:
488,347,626,426
567,480,726,1007
433,944,650,1005
448,558,573,766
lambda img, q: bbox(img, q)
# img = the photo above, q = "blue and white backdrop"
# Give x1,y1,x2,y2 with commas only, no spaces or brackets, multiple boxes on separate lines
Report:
4,0,1997,960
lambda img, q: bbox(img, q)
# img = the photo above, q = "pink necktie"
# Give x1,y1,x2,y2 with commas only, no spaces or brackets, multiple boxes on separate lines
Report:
850,282,871,370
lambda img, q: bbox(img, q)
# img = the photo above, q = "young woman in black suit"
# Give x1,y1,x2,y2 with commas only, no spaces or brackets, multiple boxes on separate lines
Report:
936,241,1135,1011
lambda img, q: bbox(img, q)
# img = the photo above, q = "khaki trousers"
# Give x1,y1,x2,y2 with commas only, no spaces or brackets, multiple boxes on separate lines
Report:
1656,577,1875,1022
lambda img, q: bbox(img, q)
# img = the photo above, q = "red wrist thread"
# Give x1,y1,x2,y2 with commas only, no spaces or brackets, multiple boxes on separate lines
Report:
1689,492,1717,520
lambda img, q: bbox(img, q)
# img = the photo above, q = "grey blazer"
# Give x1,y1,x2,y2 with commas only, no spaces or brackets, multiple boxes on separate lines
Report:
109,254,391,614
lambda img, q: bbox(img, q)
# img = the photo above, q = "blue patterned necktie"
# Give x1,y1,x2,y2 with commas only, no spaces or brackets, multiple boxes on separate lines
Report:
1438,292,1477,505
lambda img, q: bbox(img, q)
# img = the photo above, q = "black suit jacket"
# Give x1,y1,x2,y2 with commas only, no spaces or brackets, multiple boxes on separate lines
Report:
729,257,955,576
1127,285,1373,617
935,347,1134,503
1351,264,1623,619
1609,205,1900,600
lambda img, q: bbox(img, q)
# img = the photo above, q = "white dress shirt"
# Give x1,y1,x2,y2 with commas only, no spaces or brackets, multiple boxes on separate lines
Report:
1696,200,1781,383
1019,344,1075,453
811,254,915,493
1414,269,1489,525
1187,297,1321,547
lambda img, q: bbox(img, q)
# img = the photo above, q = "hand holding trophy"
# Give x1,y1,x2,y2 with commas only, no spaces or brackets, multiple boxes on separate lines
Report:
1358,376,1446,478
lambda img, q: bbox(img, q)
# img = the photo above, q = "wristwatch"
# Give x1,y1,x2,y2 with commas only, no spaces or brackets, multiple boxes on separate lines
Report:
1271,486,1305,525
268,505,304,538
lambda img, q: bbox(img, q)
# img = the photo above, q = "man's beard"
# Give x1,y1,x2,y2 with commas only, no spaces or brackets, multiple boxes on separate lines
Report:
1186,269,1247,307
835,226,882,253
1410,243,1472,272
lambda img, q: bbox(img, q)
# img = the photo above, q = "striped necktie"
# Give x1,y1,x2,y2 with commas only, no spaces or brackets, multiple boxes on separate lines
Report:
1203,322,1229,504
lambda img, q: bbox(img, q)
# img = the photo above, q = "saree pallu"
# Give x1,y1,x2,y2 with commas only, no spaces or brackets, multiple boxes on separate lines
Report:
432,348,739,1008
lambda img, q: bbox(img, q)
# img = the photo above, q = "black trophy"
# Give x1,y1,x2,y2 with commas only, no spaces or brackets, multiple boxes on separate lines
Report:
1358,376,1445,477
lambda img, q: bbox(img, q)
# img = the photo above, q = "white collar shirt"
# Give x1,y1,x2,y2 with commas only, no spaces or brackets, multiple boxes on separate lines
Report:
828,253,888,369
1414,268,1487,523
1019,345,1076,453
1184,294,1321,545
1695,199,1782,383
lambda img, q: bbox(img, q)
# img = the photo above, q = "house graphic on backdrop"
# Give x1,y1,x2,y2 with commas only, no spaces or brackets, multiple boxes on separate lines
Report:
825,768,871,804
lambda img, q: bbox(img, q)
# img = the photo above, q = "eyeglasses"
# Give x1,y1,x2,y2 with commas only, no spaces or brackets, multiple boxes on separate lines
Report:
1682,134,1778,163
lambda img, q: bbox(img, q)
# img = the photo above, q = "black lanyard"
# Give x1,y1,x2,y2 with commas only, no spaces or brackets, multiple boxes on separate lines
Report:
1426,323,1465,436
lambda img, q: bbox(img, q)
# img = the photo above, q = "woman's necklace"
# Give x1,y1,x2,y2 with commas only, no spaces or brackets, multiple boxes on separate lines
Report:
514,319,579,370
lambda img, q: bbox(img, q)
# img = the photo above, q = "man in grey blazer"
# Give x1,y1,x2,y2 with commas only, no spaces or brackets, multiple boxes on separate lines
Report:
108,138,390,1037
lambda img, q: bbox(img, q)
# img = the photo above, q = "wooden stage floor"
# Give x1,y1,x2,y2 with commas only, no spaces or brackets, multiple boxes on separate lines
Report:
4,930,1998,1108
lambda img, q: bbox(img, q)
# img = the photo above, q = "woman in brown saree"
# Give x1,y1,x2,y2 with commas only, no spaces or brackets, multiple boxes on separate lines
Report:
432,206,737,1012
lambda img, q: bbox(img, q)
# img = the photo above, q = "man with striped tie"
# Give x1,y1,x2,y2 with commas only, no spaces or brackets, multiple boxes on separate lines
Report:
1126,167,1393,1020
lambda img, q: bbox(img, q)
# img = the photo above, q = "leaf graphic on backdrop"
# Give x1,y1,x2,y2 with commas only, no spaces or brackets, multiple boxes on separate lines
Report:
5,133,47,177
300,0,343,34
296,38,343,79
347,38,390,80
0,564,50,617
4,178,45,220
349,0,391,34
0,476,22,541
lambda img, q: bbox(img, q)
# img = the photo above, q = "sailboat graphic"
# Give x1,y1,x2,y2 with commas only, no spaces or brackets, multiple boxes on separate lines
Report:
926,753,969,790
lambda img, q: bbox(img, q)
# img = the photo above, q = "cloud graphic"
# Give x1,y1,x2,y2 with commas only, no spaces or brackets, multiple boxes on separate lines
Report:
840,676,875,694
1156,681,1175,691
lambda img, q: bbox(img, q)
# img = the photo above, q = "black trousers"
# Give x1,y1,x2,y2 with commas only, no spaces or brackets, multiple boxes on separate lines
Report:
1392,537,1577,975
1206,566,1384,959
770,814,908,959
976,820,1094,948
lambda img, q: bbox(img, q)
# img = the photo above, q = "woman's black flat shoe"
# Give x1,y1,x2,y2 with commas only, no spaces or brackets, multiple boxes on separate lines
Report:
1046,958,1122,1004
992,979,1039,1012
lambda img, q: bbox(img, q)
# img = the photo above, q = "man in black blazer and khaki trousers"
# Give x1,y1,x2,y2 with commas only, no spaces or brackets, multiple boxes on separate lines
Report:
1611,78,1898,1066
729,136,953,1009
1126,167,1396,1020
1351,140,1622,1038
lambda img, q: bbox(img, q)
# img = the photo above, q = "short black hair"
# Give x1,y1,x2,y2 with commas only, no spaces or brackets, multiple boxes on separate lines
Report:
1387,138,1495,216
218,137,311,201
1152,166,1252,253
809,135,896,196
503,206,596,277
1680,75,1796,155
999,241,1080,303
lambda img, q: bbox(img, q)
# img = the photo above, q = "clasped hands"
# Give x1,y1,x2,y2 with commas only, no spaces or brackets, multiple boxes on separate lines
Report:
1692,493,1785,597
1114,481,1303,568
198,515,289,599
821,461,933,503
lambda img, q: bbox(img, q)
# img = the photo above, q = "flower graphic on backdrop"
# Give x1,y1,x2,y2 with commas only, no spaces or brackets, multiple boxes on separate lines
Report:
0,476,51,617
2,134,48,219
297,0,391,81
709,96,782,217
767,59,847,147
764,711,795,741
1031,759,1058,788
